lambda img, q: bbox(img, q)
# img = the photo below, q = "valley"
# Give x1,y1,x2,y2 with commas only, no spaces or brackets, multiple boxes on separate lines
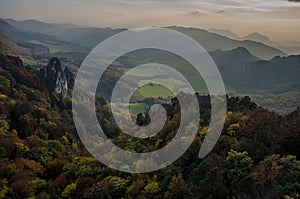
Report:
0,16,299,199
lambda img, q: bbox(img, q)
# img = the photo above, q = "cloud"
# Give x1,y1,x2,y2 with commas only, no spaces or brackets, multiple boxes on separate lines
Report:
107,0,300,16
189,10,204,16
212,10,225,13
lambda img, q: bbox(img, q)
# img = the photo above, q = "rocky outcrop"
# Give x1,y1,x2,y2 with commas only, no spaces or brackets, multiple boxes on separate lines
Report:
64,67,74,90
41,57,72,98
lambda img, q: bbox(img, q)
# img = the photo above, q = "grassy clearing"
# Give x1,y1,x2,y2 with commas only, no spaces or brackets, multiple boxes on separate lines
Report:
138,84,175,98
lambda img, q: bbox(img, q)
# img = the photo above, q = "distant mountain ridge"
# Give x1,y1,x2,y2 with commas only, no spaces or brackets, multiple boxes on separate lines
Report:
1,18,286,60
3,18,80,35
209,28,240,40
168,26,285,60
208,28,300,55
2,18,125,49
209,28,272,43
243,32,271,43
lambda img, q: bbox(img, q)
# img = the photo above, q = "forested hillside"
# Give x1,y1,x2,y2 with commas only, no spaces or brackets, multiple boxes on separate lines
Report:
0,54,299,198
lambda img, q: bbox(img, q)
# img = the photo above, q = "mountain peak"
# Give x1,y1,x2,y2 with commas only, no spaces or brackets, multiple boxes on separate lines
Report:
208,28,240,39
210,46,259,65
231,46,251,54
244,32,270,42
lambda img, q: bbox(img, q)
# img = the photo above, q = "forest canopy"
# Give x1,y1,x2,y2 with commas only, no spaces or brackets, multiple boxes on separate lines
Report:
0,54,299,199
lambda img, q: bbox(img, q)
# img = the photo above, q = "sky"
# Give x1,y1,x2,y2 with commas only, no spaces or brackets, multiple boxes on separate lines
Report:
0,0,299,42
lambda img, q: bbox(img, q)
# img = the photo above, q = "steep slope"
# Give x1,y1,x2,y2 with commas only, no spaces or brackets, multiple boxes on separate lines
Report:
0,32,27,56
210,47,259,68
210,48,300,93
244,55,300,92
0,20,87,54
0,31,50,66
210,47,260,92
3,18,80,35
0,31,49,56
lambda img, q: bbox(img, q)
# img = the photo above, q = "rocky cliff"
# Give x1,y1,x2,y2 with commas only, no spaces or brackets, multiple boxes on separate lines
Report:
41,57,73,98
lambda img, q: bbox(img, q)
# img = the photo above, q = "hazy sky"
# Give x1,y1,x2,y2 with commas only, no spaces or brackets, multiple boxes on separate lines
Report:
0,0,299,42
